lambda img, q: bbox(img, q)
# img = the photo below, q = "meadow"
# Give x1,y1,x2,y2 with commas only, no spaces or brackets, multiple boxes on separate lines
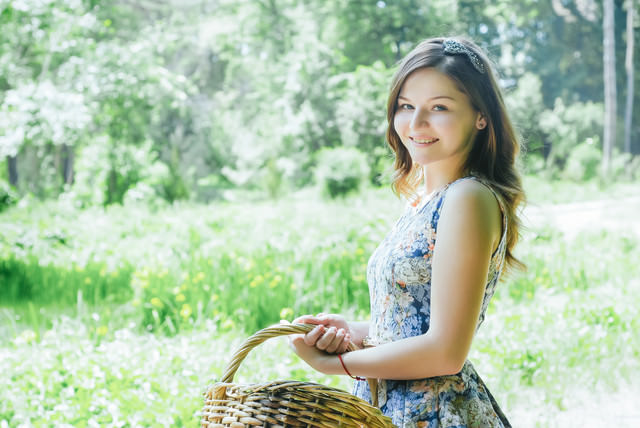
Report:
1,176,639,427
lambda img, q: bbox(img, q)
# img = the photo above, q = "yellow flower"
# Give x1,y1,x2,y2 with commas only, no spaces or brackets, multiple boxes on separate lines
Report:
84,277,92,284
290,283,297,291
176,293,186,302
194,272,205,283
269,275,282,289
222,319,235,330
279,307,294,320
355,247,365,256
211,294,219,302
97,326,108,336
250,275,264,288
180,304,192,318
151,297,163,308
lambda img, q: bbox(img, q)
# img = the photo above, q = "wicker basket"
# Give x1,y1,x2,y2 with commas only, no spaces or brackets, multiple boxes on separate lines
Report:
201,323,394,428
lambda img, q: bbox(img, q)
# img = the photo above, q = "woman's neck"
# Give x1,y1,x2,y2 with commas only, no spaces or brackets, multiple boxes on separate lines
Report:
421,165,467,194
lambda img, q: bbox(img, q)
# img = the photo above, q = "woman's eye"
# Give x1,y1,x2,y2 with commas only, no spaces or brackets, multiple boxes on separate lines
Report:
398,103,414,110
433,105,448,111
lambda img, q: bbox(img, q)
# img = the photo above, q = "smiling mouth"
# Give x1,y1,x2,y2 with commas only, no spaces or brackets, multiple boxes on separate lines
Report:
410,137,439,145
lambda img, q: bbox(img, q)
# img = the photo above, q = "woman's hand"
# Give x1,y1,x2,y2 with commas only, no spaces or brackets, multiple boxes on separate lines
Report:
286,327,338,375
290,313,352,354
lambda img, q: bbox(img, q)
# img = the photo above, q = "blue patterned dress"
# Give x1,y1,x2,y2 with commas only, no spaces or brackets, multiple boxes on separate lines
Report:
353,176,512,428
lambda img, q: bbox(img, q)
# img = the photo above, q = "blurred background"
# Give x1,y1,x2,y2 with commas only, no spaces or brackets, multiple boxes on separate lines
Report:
1,0,639,427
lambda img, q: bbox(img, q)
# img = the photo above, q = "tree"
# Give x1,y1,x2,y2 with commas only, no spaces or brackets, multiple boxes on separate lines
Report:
602,0,617,176
624,0,636,155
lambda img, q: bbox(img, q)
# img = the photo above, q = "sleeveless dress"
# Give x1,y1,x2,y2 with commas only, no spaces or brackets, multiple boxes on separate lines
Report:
353,176,512,428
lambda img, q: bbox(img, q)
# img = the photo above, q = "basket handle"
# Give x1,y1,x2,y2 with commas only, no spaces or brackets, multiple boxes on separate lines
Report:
218,323,379,407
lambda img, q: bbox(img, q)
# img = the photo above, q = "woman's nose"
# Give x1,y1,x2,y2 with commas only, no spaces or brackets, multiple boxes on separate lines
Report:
409,108,429,130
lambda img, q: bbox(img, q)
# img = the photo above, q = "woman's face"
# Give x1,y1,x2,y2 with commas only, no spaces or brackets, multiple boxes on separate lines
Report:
393,67,485,169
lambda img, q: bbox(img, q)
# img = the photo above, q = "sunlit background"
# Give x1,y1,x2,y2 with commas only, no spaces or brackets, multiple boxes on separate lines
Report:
1,0,639,427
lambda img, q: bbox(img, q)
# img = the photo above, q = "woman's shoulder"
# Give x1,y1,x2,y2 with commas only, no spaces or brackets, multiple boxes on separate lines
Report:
439,176,503,236
445,176,503,214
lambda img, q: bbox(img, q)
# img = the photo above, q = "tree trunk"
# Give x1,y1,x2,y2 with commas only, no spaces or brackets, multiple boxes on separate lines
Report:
61,144,74,185
624,0,635,155
602,0,617,176
7,155,18,186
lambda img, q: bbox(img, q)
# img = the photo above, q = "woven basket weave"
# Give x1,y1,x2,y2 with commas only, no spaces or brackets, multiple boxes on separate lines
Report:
201,323,394,428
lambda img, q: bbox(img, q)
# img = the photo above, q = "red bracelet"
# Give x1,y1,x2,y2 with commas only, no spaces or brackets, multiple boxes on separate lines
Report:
338,354,365,381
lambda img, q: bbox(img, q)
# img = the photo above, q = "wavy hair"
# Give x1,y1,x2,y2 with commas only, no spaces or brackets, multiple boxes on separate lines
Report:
386,36,525,271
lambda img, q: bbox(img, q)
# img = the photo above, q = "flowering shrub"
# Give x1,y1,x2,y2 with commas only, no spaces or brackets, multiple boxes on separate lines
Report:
315,147,370,198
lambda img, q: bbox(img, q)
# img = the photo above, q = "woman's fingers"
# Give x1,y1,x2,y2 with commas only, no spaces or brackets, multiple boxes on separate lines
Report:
338,333,351,354
287,315,351,354
326,328,347,353
316,327,347,353
292,315,324,326
303,324,325,346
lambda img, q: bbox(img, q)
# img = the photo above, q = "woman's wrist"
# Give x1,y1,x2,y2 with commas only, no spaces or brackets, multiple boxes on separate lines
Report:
317,354,344,376
338,353,366,380
347,321,370,348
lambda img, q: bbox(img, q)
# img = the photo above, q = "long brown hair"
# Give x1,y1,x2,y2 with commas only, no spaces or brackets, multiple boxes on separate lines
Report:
386,36,525,271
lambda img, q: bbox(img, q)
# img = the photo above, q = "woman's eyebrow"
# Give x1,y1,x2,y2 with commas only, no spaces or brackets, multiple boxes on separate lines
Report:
397,95,455,102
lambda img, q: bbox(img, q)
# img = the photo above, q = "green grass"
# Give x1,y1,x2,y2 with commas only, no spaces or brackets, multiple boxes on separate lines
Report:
522,174,640,204
0,255,133,305
1,179,639,427
0,187,399,334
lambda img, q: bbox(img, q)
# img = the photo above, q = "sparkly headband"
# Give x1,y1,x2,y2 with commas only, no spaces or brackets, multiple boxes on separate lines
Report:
442,39,485,74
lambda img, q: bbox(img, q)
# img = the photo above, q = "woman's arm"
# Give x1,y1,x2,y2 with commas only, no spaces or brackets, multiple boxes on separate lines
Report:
291,180,502,379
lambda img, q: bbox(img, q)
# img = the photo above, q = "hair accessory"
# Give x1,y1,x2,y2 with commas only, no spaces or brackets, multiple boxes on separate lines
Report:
338,354,365,381
442,39,485,74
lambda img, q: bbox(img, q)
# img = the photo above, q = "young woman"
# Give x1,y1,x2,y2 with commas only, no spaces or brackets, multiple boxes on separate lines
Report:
288,36,523,427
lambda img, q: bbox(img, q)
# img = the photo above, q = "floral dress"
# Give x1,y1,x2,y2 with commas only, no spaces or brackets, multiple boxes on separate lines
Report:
353,176,512,428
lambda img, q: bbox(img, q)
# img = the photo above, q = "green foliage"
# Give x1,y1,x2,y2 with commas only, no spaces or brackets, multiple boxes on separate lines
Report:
539,99,604,173
333,62,393,184
0,188,394,334
0,255,133,306
0,179,17,212
2,0,639,202
68,139,187,207
134,245,369,335
610,150,640,181
315,147,370,198
562,141,601,181
504,73,546,171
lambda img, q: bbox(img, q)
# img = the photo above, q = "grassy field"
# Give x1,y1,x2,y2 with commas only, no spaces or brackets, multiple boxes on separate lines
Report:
1,177,639,427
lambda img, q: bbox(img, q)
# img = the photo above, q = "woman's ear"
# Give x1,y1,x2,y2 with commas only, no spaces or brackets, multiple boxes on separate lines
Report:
476,114,487,130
